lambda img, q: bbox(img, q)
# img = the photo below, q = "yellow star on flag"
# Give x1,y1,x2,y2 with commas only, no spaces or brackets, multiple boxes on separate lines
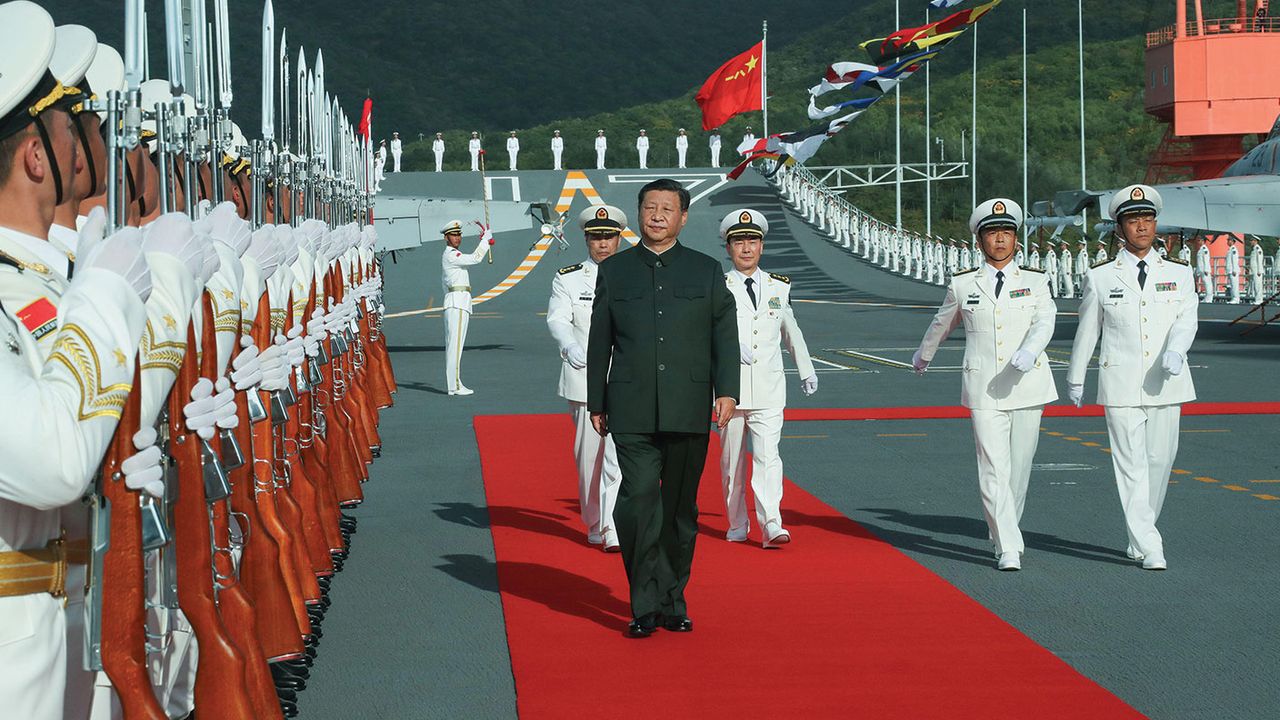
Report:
745,55,758,72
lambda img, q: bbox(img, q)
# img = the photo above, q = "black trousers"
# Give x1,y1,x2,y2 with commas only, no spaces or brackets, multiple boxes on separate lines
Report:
611,431,710,619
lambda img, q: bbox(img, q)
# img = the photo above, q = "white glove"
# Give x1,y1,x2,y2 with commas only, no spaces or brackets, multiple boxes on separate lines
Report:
802,375,818,396
244,226,281,279
258,337,289,391
1068,383,1084,408
565,344,587,369
283,326,305,367
1161,351,1184,376
121,427,165,499
229,337,262,391
739,342,754,365
1010,349,1036,373
274,225,300,267
911,349,929,375
211,377,238,429
80,221,152,304
142,212,204,280
183,377,219,440
198,201,252,257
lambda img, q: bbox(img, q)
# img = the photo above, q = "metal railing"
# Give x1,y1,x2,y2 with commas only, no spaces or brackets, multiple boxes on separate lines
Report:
1147,16,1280,48
805,161,969,190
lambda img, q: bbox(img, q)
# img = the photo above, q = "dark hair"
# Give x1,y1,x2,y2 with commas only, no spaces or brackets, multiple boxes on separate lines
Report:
638,178,690,212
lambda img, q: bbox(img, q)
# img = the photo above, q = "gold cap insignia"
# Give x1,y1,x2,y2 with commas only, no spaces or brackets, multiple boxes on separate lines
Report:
1131,187,1144,200
740,211,753,224
993,201,1006,214
596,207,609,220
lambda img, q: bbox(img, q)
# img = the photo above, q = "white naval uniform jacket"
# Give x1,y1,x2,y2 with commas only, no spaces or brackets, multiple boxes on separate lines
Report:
546,259,598,403
725,270,815,410
918,264,1058,410
0,227,71,357
1068,251,1197,407
442,241,489,313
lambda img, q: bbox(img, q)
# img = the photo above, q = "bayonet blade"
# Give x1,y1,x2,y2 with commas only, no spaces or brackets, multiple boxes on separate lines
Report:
261,0,274,142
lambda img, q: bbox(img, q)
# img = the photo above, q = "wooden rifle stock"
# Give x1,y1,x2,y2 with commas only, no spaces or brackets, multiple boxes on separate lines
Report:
169,322,255,718
301,281,346,553
200,295,286,720
99,363,168,720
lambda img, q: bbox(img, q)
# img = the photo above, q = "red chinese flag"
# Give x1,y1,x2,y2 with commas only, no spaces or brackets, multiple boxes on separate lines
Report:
357,97,373,140
695,41,764,131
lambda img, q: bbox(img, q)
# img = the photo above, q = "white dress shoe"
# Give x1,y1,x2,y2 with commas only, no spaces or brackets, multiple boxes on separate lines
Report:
997,552,1021,571
587,532,603,545
762,521,791,549
602,528,621,553
1142,551,1167,571
449,386,474,396
725,526,748,543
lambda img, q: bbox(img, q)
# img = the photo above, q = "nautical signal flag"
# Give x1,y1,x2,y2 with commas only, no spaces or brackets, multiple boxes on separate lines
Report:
929,0,968,8
695,41,764,131
862,0,1002,64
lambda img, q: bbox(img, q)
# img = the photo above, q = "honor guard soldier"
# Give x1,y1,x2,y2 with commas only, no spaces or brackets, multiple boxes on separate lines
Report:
441,219,495,395
1043,241,1059,297
1059,241,1075,298
709,128,722,168
375,139,387,189
546,206,628,551
1249,237,1265,304
48,23,102,274
390,131,403,172
635,129,648,169
595,129,608,170
468,131,481,171
718,209,816,548
1076,239,1090,291
586,179,739,638
675,128,689,169
913,199,1058,571
1067,184,1198,570
1226,236,1242,303
506,131,519,171
1178,236,1192,266
551,130,564,171
1196,237,1214,301
432,132,445,172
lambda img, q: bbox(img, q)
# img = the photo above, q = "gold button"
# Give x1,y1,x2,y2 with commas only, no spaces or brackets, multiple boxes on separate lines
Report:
1145,352,1150,357
753,344,758,349
1142,301,1147,306
999,356,1005,362
997,325,1003,330
1104,361,1109,367
754,330,758,334
997,341,1003,346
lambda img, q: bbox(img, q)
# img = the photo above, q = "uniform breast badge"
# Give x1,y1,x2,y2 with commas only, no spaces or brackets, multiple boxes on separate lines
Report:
768,297,782,309
1008,288,1031,299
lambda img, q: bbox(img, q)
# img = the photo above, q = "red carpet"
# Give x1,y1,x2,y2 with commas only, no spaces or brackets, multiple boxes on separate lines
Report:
475,414,1145,720
785,400,1280,422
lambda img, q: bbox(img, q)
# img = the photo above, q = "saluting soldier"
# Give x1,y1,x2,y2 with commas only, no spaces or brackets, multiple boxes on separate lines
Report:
546,206,628,551
1068,185,1198,570
440,220,495,395
913,199,1058,571
718,209,816,549
586,179,739,638
432,132,445,172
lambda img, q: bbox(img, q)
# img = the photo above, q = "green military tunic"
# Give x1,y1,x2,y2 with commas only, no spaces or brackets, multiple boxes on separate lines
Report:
587,240,739,620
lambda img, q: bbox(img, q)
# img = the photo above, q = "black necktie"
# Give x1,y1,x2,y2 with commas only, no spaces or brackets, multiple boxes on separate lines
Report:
745,277,758,309
994,270,1004,298
1137,260,1148,290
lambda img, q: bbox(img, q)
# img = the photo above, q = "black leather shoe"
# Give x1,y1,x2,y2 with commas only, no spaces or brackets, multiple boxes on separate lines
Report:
280,699,299,718
626,613,660,638
662,614,693,632
275,661,310,679
276,687,297,703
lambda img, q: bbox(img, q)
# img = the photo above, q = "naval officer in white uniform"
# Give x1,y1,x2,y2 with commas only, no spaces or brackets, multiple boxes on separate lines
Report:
635,129,648,170
506,131,520,171
441,219,494,395
1068,184,1198,571
468,131,482,171
546,205,628,551
595,129,608,170
913,199,1058,571
718,209,817,548
432,132,445,172
551,130,564,171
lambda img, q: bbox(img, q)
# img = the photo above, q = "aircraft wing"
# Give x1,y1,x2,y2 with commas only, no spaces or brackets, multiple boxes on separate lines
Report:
1054,175,1280,236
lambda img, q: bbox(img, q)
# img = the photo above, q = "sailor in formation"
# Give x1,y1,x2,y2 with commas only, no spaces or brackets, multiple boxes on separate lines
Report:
433,132,445,172
635,129,648,169
441,220,495,395
718,209,816,549
551,129,564,171
506,131,520,171
468,131,482,171
595,129,608,170
1067,185,1198,571
709,127,722,168
1195,238,1214,301
913,199,1057,572
1059,241,1075,298
546,206,628,551
675,128,689,169
1248,237,1265,304
1043,240,1059,297
1226,236,1242,303
390,131,402,172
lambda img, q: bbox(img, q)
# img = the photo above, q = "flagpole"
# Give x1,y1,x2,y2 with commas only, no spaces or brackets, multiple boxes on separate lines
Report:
1077,0,1088,235
1022,6,1029,254
925,6,932,239
761,20,768,140
894,0,902,231
970,20,978,243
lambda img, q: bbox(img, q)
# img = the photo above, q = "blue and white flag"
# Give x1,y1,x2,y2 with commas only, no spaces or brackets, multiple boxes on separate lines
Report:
929,0,967,8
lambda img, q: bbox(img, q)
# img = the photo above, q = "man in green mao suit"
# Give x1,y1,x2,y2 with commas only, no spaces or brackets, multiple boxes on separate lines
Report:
587,178,740,638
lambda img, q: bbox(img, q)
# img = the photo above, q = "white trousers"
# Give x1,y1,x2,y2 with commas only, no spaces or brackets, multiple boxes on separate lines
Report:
0,595,66,720
392,152,402,172
1251,273,1265,304
470,150,480,172
970,407,1043,554
569,401,620,534
444,307,471,392
637,149,647,169
596,150,607,170
434,151,444,172
552,149,563,170
1104,405,1180,557
710,146,721,167
719,408,786,533
1228,273,1241,303
677,148,687,168
1200,270,1215,302
508,151,518,171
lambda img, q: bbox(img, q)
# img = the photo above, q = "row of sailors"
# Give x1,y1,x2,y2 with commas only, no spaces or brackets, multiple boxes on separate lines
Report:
0,4,395,719
428,127,759,172
775,165,1279,304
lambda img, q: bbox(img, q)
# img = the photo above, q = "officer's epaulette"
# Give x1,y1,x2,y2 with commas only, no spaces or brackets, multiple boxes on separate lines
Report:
1020,265,1045,274
1166,256,1189,266
768,272,791,284
558,263,583,275
952,267,978,276
1091,257,1115,269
